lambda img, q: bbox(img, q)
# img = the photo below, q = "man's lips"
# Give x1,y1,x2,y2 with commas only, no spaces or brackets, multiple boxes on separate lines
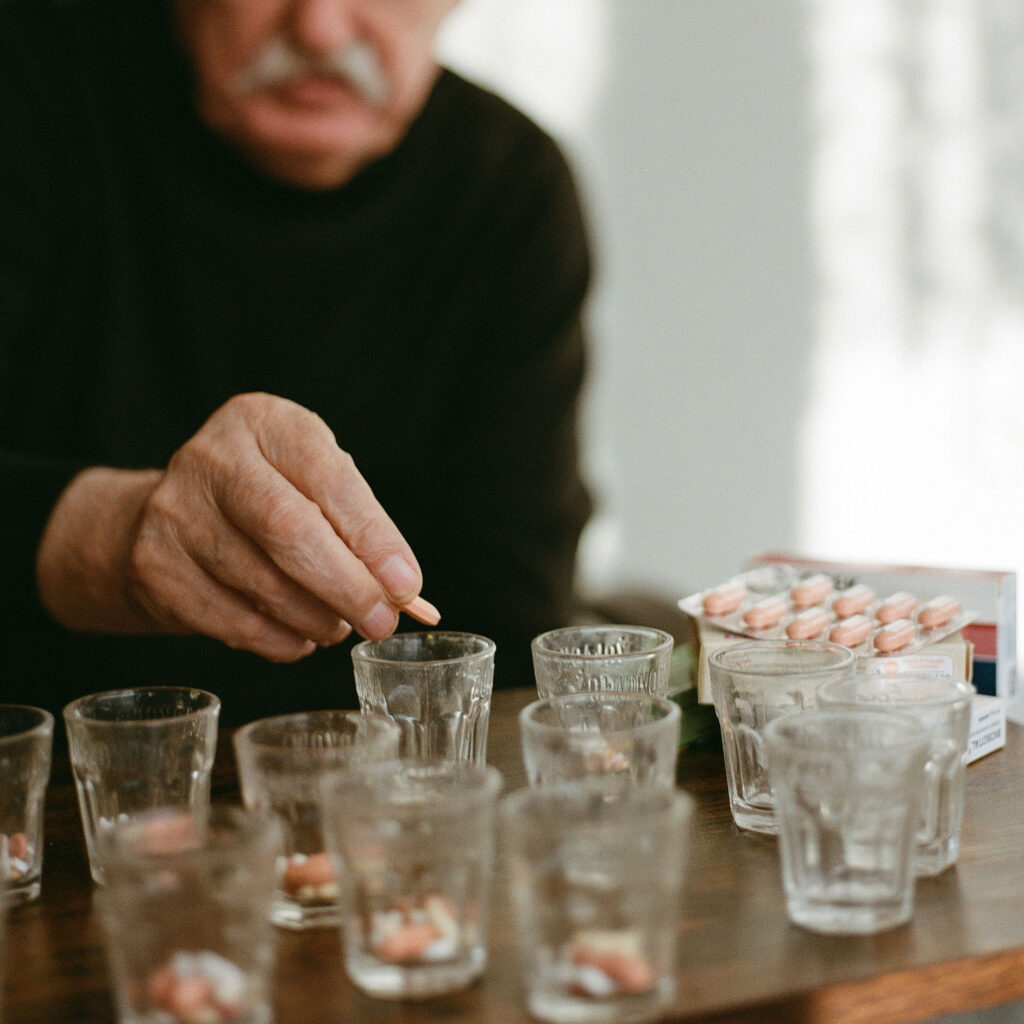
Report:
272,73,361,108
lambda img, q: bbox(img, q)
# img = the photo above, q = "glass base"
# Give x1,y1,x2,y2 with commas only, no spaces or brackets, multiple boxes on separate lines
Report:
914,836,959,877
528,976,674,1024
270,895,341,931
6,876,41,906
730,801,778,835
347,944,486,999
787,893,913,935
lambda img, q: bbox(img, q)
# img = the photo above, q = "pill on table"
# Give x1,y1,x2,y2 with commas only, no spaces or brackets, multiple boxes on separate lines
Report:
875,591,917,625
829,614,872,648
831,584,875,619
743,596,788,630
702,583,747,617
282,851,335,895
785,607,830,639
790,573,834,608
874,618,917,653
918,595,960,630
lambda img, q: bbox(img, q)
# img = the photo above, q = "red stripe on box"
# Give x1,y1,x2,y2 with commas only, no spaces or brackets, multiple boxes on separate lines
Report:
962,622,997,658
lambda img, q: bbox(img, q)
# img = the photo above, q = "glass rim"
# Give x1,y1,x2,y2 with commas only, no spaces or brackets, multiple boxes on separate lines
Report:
62,686,221,726
817,675,976,709
530,624,674,660
0,704,55,744
233,709,399,751
707,638,856,677
518,692,680,736
764,707,931,753
350,630,495,667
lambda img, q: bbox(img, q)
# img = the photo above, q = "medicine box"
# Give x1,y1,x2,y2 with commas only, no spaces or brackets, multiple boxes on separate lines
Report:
746,552,1017,703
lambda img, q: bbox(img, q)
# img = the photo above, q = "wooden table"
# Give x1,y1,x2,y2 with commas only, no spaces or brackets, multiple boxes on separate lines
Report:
5,687,1024,1024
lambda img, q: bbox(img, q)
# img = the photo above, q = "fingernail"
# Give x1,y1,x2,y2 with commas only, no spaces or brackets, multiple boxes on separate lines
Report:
379,554,418,598
361,601,397,638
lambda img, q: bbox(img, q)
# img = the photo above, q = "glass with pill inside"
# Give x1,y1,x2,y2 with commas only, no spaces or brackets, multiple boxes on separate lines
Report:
323,758,502,999
233,709,400,930
499,780,693,1024
352,632,495,765
0,705,54,906
518,692,680,790
63,687,220,885
96,805,282,1024
707,639,855,834
816,675,974,876
530,626,674,700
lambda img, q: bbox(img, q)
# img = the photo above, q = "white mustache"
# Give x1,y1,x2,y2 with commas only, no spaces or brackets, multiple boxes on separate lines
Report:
234,37,390,108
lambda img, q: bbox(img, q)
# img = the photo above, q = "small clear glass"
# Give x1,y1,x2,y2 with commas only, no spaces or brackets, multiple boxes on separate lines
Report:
500,781,693,1024
352,632,495,764
816,674,974,875
765,709,929,935
518,692,680,789
531,626,674,699
97,805,281,1024
233,709,400,929
63,687,220,884
0,705,54,905
707,639,855,833
324,758,502,999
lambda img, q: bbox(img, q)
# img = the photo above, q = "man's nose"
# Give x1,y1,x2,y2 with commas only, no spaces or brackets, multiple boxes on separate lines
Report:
286,0,360,56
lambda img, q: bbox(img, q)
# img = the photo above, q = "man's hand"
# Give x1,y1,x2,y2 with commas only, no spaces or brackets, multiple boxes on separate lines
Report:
36,393,433,662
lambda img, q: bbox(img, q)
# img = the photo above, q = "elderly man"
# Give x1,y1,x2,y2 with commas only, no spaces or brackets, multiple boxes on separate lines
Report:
0,0,592,723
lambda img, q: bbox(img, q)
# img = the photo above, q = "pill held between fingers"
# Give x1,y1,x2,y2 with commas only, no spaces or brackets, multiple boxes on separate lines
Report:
743,596,788,630
875,591,917,625
874,618,917,653
786,607,830,639
832,584,875,619
918,595,960,630
702,583,747,617
829,614,872,648
402,595,441,626
790,573,834,608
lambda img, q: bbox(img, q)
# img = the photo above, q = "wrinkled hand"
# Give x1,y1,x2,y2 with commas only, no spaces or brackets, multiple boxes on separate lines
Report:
37,393,436,662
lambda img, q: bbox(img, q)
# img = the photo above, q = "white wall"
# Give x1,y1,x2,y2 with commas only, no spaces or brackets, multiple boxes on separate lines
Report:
438,0,1024,655
439,0,813,601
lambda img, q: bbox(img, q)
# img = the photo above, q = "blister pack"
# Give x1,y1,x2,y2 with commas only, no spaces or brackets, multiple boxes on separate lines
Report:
678,564,977,658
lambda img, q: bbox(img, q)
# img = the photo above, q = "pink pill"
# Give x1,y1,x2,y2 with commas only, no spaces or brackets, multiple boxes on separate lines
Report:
918,595,960,630
790,573,834,608
8,832,29,861
875,591,917,625
376,921,442,964
785,607,830,639
282,852,335,895
743,596,788,630
703,583,747,617
832,584,875,619
829,614,872,648
874,618,917,653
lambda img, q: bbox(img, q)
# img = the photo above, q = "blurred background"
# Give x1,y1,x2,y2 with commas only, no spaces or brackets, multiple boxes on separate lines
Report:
437,0,1024,670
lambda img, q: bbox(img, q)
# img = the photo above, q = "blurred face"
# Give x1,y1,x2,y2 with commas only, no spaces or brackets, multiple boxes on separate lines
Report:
174,0,458,189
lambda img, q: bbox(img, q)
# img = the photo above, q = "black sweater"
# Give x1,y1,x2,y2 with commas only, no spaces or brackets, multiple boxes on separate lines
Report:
0,0,592,724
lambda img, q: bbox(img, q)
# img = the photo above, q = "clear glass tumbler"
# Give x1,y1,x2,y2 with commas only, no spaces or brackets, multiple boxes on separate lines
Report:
816,674,974,875
0,705,54,905
63,687,220,884
97,805,281,1024
352,632,495,764
765,709,929,935
500,780,693,1024
233,709,400,929
324,758,502,999
707,639,855,833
